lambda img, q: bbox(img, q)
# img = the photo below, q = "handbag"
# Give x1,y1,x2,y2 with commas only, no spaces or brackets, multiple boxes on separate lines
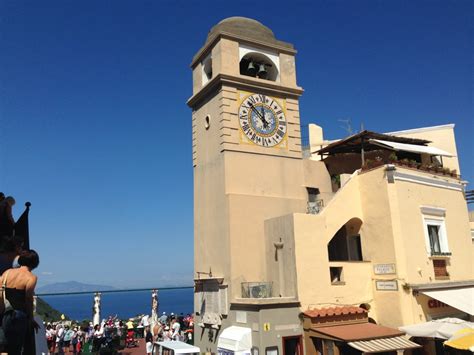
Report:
0,270,13,314
0,270,13,346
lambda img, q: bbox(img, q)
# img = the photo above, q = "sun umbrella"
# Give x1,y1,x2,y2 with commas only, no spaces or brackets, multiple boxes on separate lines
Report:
399,318,474,340
444,328,474,352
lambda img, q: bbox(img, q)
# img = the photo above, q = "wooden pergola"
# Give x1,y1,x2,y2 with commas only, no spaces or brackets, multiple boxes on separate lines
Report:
315,130,431,165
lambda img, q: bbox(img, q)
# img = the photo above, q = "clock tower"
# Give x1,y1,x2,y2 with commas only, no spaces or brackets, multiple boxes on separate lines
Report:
188,17,306,353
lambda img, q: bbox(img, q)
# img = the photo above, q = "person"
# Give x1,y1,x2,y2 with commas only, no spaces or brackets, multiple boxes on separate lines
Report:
63,325,74,352
46,323,56,353
162,326,171,341
159,311,167,324
171,318,181,341
0,249,40,354
92,323,104,352
145,325,153,355
71,327,79,354
56,324,65,354
0,196,15,237
141,314,150,327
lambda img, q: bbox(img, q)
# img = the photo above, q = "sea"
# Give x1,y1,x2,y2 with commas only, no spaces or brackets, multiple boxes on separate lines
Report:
41,288,194,321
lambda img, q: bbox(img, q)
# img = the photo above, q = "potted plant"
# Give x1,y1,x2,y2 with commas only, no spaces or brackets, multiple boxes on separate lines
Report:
331,174,341,191
364,159,373,169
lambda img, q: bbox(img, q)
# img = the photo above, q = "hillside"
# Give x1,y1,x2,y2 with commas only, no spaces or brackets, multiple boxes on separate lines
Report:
36,297,66,322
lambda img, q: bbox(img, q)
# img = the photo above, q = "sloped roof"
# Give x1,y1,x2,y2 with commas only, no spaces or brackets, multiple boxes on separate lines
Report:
316,130,430,155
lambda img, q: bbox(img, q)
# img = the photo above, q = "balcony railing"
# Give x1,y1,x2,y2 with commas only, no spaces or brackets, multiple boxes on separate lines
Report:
241,282,273,299
430,251,452,257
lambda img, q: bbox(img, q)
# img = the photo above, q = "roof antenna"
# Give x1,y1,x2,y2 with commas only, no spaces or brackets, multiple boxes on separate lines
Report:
338,118,353,135
360,122,365,132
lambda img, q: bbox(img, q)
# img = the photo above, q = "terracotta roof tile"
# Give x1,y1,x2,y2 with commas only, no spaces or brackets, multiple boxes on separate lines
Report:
303,306,367,318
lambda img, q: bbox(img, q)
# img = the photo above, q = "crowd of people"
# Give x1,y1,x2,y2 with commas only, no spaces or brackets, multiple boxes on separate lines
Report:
44,312,194,354
0,192,41,354
45,316,126,354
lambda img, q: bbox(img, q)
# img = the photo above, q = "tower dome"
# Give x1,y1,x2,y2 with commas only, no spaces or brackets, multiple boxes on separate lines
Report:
205,17,293,49
208,17,276,43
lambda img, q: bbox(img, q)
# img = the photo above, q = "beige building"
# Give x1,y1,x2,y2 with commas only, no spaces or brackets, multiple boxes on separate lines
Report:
188,17,473,355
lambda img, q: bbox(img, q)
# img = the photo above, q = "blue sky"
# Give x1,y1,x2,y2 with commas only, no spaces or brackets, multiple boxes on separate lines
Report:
0,1,472,288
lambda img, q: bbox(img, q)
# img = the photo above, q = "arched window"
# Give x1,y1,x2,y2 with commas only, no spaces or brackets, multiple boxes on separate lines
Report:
328,218,363,261
202,54,212,85
239,52,278,81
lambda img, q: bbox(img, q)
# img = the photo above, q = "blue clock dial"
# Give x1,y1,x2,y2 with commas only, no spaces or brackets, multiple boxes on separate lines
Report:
239,94,287,147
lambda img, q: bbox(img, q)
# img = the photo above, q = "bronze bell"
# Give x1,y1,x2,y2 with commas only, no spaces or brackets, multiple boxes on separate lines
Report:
257,64,267,79
247,61,257,76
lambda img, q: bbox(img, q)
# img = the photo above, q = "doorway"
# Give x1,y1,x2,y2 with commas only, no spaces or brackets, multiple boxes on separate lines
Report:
282,336,303,355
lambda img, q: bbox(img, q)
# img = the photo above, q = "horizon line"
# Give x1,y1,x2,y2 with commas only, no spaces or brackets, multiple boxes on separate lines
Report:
37,285,194,297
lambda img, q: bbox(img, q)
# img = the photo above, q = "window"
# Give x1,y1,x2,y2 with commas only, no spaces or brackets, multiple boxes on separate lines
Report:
239,47,279,82
307,187,320,202
201,54,212,85
433,259,449,278
423,217,450,256
330,267,344,284
427,224,441,254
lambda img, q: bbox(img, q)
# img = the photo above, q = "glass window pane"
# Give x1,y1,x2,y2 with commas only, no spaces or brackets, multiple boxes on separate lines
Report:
428,225,441,253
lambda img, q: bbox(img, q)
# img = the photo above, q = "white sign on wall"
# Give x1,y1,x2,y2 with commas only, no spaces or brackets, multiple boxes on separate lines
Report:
376,280,398,291
374,263,396,275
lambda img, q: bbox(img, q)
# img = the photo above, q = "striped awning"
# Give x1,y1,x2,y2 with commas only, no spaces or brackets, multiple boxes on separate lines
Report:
348,336,421,353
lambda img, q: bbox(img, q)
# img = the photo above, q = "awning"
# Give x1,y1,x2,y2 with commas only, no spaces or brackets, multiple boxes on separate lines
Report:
217,326,252,352
348,336,421,353
369,139,454,157
422,287,474,315
310,322,404,341
310,323,421,353
444,328,474,352
399,318,474,339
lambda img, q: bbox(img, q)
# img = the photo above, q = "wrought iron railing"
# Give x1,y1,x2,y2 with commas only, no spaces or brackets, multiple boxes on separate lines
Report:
307,200,324,214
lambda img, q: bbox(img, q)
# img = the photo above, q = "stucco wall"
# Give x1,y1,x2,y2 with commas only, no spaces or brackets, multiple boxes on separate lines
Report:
225,151,306,300
291,172,375,311
393,170,472,282
193,90,231,284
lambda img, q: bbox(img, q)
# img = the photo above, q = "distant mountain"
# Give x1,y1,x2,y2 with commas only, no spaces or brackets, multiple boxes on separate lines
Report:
37,281,116,294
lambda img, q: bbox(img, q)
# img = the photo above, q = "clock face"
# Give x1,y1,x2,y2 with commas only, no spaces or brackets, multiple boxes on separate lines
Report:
238,93,287,147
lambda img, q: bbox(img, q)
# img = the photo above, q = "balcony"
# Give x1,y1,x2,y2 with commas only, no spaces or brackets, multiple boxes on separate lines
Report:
241,282,273,299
